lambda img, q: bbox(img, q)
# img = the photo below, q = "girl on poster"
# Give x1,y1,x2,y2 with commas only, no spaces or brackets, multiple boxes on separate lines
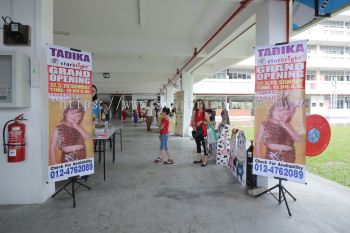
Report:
255,95,302,163
50,100,90,164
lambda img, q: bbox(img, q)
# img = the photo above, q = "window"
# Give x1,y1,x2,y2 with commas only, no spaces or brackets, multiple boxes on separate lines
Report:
337,100,344,109
312,103,316,107
321,20,344,29
228,96,253,110
345,21,350,29
305,99,310,109
195,96,224,109
321,71,345,82
330,96,350,109
346,47,350,55
208,70,227,79
319,103,323,107
306,71,316,81
345,97,350,109
307,45,316,53
230,101,253,109
228,69,253,80
330,30,344,36
320,46,344,55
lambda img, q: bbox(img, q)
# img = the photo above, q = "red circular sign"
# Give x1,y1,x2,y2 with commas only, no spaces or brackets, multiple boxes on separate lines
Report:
306,114,331,157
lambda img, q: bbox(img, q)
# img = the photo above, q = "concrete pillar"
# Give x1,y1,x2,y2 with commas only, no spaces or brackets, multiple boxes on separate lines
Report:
160,94,166,108
255,0,288,188
166,86,174,107
182,73,193,137
316,69,321,81
0,0,54,204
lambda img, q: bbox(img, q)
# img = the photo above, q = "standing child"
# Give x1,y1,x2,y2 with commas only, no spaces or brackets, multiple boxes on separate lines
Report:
122,108,128,122
154,107,174,164
132,110,138,127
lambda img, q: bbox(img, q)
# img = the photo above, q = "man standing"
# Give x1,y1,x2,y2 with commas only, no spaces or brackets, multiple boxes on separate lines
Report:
206,102,216,127
145,101,154,131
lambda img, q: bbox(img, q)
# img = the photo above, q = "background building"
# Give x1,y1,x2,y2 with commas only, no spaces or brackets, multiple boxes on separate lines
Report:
194,10,350,125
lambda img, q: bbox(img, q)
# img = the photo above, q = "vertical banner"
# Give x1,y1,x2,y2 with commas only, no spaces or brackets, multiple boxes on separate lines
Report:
253,41,307,184
47,45,94,182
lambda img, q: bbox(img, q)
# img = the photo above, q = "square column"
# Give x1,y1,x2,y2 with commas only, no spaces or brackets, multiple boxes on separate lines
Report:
182,73,193,137
166,86,175,107
160,93,166,107
255,0,288,188
0,0,54,204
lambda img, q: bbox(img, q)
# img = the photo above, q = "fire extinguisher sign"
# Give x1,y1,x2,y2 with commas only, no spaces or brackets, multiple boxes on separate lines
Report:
47,44,95,182
9,150,17,157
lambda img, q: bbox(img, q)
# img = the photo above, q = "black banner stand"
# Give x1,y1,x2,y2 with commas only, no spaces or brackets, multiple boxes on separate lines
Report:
255,177,296,216
51,176,91,208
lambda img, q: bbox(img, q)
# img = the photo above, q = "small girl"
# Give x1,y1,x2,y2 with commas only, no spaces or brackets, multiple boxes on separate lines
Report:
132,110,138,127
154,107,174,164
122,108,128,122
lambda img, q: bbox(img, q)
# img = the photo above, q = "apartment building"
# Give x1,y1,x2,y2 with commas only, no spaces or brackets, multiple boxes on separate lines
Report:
194,10,350,124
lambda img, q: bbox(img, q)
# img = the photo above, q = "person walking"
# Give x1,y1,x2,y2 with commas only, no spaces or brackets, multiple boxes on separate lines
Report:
132,109,138,127
145,101,154,131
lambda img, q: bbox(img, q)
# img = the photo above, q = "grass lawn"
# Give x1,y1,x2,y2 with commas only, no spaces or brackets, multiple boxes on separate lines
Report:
234,125,350,188
306,127,350,188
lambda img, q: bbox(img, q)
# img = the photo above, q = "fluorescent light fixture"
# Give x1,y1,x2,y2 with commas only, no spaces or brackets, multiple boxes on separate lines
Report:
103,72,110,78
53,30,70,35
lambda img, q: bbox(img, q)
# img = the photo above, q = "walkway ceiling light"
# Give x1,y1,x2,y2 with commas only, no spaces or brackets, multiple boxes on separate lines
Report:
53,30,70,35
103,72,110,79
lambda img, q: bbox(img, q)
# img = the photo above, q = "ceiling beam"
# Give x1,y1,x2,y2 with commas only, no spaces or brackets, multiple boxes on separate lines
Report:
93,73,169,82
138,0,143,27
54,35,203,57
93,60,176,74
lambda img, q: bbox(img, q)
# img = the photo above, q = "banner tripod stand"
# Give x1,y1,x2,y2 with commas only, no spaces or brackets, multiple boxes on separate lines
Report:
51,176,91,208
255,177,296,216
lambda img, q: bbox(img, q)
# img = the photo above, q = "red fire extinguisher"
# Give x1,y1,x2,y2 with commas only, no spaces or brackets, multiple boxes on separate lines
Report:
2,114,27,162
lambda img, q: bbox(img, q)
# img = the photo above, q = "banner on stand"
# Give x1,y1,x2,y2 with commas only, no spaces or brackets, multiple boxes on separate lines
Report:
228,129,247,185
253,40,307,184
47,45,94,182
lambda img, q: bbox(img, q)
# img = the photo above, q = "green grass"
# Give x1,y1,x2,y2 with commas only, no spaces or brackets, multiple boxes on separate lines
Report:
306,127,350,188
234,125,350,187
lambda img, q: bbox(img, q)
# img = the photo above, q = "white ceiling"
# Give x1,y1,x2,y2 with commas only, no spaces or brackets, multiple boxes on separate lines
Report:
53,0,258,94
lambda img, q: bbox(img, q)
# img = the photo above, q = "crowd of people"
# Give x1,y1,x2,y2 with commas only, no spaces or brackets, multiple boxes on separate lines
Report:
50,82,301,169
49,81,230,167
121,101,176,130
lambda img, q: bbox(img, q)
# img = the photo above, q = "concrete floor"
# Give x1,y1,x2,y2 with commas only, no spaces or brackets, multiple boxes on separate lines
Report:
1,123,350,233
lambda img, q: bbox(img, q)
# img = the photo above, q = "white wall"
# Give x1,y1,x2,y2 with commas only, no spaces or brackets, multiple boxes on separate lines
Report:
194,79,254,95
0,0,54,204
182,73,193,137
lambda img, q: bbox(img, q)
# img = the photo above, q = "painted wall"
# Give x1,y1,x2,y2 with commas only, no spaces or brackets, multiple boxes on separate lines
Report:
0,0,54,204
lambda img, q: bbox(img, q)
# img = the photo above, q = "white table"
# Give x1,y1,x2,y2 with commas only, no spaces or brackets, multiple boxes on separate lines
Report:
93,127,122,180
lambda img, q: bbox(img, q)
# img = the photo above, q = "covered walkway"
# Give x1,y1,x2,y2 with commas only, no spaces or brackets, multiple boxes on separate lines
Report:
1,123,349,233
